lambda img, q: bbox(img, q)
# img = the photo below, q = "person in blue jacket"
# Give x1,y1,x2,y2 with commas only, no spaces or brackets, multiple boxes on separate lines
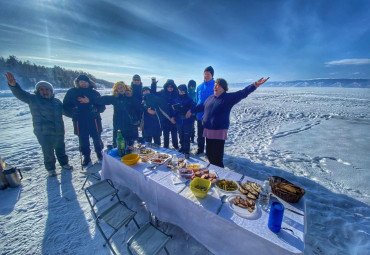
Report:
195,66,215,155
172,84,195,158
193,77,269,167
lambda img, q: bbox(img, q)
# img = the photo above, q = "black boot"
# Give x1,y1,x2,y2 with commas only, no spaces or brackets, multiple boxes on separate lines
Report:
82,156,91,167
96,151,103,161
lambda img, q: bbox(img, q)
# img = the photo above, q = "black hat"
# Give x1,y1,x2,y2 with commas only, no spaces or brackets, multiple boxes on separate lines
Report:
142,86,150,93
204,66,214,77
133,74,141,81
76,74,90,84
178,84,188,93
187,80,196,88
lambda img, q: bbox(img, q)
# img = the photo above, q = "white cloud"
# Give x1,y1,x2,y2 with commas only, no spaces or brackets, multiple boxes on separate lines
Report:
325,59,370,66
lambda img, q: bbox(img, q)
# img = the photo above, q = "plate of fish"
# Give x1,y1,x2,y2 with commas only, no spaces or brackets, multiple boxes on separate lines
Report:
228,195,258,218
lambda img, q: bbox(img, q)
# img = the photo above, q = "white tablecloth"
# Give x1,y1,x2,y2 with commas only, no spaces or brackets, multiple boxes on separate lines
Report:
102,148,305,255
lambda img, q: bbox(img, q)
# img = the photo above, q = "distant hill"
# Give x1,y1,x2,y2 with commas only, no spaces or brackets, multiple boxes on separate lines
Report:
231,79,370,88
0,56,113,90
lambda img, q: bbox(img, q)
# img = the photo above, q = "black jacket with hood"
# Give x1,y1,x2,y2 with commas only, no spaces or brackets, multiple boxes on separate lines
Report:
63,79,105,135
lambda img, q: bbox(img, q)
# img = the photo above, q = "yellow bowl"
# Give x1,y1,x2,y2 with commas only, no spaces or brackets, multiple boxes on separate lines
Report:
190,177,211,198
121,153,140,165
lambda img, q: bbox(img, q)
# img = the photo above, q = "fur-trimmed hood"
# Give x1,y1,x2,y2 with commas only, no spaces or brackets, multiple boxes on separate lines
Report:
74,74,97,89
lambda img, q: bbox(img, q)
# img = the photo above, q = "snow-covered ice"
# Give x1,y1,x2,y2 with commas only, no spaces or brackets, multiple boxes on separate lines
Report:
1,87,369,254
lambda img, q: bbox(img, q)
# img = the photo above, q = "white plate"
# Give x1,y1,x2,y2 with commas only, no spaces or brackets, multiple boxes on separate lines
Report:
215,179,239,193
227,195,258,218
149,153,171,165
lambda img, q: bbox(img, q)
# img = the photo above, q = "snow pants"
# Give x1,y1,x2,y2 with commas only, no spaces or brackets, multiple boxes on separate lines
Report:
144,136,161,146
163,124,179,149
197,120,205,153
177,123,192,154
206,138,225,168
36,134,69,171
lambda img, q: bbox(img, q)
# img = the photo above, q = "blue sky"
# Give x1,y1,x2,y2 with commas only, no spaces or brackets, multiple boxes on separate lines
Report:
1,0,369,85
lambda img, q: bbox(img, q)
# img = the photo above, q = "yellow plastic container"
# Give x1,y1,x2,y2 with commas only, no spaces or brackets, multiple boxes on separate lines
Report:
190,177,211,198
121,153,140,165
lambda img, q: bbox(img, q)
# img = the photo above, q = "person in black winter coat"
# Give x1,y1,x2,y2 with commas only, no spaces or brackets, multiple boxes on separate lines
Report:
141,87,166,146
80,81,141,148
131,74,143,102
152,79,179,149
5,72,72,177
172,84,195,158
63,74,105,166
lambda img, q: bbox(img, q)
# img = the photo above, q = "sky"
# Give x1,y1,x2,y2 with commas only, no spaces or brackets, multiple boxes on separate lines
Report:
0,0,369,85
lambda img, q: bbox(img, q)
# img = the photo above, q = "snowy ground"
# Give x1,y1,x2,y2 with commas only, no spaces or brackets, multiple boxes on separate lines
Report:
0,87,369,255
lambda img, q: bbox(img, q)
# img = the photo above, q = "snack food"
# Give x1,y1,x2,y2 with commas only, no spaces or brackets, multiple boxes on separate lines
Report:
269,176,305,203
167,158,186,170
192,169,217,184
216,179,238,192
232,195,256,213
238,181,261,200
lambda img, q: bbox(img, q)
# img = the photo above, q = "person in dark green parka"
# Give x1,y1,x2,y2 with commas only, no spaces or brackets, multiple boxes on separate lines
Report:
5,72,72,177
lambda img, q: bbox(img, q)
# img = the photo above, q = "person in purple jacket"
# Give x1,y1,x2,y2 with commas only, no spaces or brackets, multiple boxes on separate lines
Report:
192,77,269,167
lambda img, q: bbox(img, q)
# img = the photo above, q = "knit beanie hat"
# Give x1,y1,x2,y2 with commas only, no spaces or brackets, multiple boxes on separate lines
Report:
204,66,214,77
133,74,141,81
142,86,151,93
187,80,196,88
178,84,188,94
216,78,228,92
35,81,54,93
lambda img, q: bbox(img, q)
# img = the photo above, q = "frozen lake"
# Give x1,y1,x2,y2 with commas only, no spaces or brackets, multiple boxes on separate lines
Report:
0,87,369,254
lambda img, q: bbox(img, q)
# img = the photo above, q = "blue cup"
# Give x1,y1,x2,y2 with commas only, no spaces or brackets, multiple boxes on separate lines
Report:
268,202,285,233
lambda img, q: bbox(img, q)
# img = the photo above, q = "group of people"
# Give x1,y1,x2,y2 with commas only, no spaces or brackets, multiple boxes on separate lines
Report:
5,66,268,177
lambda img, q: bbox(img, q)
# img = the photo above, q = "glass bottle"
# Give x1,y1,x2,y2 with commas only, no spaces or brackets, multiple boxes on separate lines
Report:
116,130,125,157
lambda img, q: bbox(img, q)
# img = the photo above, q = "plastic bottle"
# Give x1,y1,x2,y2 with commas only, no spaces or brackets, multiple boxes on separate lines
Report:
259,180,271,211
172,154,178,170
116,130,126,157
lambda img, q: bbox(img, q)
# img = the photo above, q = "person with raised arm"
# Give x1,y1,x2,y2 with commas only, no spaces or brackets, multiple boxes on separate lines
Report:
5,72,72,177
192,77,269,167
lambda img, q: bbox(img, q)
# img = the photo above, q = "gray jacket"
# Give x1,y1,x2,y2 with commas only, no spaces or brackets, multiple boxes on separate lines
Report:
9,83,65,136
